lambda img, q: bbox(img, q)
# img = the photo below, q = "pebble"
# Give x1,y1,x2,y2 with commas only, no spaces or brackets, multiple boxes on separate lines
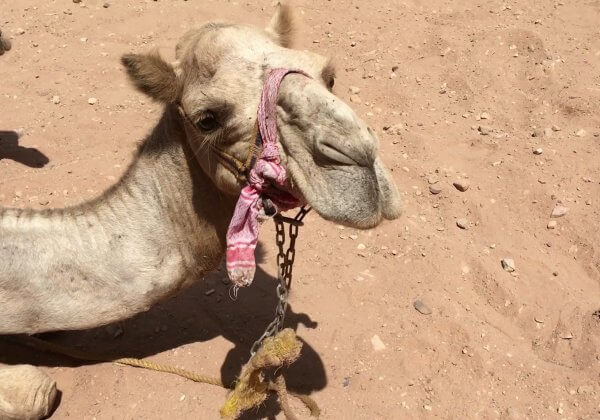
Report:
88,97,98,105
456,218,469,229
413,300,432,315
357,243,366,250
501,258,515,272
560,332,574,340
480,112,490,120
73,0,82,3
575,129,586,137
551,203,569,218
103,2,110,7
577,385,594,394
15,28,26,35
429,185,442,195
386,123,404,135
204,288,215,296
453,180,470,192
478,125,492,135
349,94,361,103
547,220,557,229
348,86,360,94
533,148,543,155
51,95,60,104
370,335,386,351
551,125,561,132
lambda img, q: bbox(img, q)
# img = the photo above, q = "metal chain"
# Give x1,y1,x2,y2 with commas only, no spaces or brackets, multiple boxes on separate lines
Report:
249,206,311,356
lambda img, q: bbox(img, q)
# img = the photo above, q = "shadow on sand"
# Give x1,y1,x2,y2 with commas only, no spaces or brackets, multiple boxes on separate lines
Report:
0,130,50,168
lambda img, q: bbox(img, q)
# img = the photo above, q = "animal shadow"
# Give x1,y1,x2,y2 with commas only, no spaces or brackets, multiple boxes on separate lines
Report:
0,130,50,168
0,244,327,418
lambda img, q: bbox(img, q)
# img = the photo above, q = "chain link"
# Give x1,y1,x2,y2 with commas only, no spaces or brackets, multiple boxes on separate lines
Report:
249,206,311,356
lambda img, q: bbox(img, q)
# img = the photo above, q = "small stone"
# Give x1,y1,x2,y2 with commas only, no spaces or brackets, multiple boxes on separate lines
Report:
357,243,366,250
204,288,215,296
349,86,360,94
453,180,470,192
15,28,26,35
342,377,350,387
103,2,110,7
73,0,82,3
51,95,60,104
456,218,469,229
544,127,553,137
551,203,569,218
349,94,361,103
560,332,573,340
478,125,492,135
423,405,432,411
88,97,98,105
370,335,386,351
585,199,592,205
534,316,544,324
547,220,557,229
80,37,88,42
577,385,594,394
533,148,543,155
480,112,490,120
429,185,442,195
551,124,561,131
501,258,515,272
413,300,432,315
575,129,586,137
386,123,404,135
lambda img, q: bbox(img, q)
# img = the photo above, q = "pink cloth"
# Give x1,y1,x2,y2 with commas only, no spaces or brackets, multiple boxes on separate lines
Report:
225,68,308,287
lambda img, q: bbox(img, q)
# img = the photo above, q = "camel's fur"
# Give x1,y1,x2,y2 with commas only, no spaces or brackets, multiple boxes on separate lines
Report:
0,5,401,418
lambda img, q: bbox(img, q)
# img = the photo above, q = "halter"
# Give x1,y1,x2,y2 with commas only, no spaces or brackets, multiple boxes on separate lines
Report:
178,68,311,287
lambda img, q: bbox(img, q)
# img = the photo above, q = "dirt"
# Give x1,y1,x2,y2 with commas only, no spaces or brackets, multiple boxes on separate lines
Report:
1,0,600,418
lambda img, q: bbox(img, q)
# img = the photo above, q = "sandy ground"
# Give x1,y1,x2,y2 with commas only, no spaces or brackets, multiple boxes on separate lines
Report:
1,0,600,418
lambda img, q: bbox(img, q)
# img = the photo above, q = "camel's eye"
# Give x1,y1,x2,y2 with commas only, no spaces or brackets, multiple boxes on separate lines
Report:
327,77,335,90
197,112,219,132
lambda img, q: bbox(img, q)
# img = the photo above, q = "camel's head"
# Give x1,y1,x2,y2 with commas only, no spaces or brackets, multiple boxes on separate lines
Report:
121,4,401,228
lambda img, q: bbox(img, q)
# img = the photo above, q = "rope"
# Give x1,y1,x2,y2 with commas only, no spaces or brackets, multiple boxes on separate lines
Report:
6,332,319,419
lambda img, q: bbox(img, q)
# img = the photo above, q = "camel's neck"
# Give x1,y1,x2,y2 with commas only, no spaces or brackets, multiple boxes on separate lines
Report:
0,106,237,334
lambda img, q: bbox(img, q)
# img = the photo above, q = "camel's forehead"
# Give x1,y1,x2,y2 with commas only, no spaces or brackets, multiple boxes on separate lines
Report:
178,24,329,78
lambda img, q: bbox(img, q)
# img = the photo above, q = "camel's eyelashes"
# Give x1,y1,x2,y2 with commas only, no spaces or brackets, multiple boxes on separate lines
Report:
196,112,219,132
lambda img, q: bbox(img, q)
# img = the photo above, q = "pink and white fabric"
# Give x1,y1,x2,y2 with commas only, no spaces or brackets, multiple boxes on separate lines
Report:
225,68,309,287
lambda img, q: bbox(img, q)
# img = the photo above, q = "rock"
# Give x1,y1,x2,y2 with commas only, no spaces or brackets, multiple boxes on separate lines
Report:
51,95,60,105
357,243,366,250
585,199,592,205
429,185,442,195
551,125,561,132
531,129,543,138
478,125,492,135
386,123,404,135
480,112,490,120
342,377,350,387
560,332,574,340
456,218,469,229
103,2,110,7
575,129,586,137
370,334,386,351
73,0,82,2
533,148,543,155
551,203,569,218
413,300,432,315
544,127,553,137
349,94,361,103
87,97,98,105
0,365,58,420
577,385,594,394
15,28,26,35
205,288,215,296
348,86,360,94
547,220,557,229
453,180,470,192
501,258,515,272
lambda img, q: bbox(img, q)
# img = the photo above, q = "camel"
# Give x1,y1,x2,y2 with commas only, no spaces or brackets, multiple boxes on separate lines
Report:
0,5,401,419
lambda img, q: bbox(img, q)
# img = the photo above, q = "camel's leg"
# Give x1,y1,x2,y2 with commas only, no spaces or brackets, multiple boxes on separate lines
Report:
0,364,57,420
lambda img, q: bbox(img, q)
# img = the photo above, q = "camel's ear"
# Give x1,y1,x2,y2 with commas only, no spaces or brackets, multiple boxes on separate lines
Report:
265,2,294,48
121,52,180,103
